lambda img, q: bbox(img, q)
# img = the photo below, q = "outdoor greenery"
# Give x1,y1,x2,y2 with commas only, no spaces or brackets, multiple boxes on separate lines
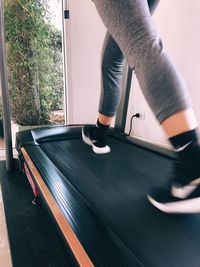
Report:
4,0,63,125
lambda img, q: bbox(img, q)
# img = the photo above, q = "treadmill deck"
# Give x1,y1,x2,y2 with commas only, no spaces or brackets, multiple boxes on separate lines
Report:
17,126,200,267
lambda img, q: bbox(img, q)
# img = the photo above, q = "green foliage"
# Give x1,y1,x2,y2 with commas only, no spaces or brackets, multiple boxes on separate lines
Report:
4,0,63,125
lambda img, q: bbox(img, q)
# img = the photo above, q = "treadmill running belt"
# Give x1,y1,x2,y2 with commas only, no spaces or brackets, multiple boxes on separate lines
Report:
35,136,200,267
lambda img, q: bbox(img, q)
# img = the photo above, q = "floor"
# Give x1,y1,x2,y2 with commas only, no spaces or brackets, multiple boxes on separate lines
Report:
0,121,19,267
0,122,65,267
0,170,12,267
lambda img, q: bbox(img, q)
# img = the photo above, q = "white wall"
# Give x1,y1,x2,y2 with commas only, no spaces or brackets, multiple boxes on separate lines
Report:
127,0,200,148
67,0,200,147
66,0,106,124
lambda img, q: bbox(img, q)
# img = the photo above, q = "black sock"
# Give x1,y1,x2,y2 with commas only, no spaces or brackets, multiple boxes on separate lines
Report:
169,129,199,150
96,118,110,129
169,128,200,181
91,118,110,140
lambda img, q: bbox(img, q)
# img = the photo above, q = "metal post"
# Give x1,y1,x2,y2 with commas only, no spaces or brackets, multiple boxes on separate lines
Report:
0,0,13,171
114,65,133,132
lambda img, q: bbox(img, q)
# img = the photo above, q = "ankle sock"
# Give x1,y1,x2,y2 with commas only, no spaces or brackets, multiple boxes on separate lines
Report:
169,129,199,151
96,118,110,130
169,129,200,160
91,118,110,141
169,128,200,181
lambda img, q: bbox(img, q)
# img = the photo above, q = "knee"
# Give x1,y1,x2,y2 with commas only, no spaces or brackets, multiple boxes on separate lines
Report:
137,24,163,53
101,51,124,78
128,35,164,70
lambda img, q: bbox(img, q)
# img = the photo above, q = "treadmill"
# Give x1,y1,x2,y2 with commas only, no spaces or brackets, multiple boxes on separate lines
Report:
1,3,200,261
16,123,200,267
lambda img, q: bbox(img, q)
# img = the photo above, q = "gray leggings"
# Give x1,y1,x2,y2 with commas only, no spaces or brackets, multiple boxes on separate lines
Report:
96,0,192,123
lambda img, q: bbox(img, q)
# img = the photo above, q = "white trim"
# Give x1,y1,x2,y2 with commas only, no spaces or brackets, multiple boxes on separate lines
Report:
174,141,193,152
148,195,200,214
171,184,197,199
171,177,200,199
92,144,111,154
62,0,73,124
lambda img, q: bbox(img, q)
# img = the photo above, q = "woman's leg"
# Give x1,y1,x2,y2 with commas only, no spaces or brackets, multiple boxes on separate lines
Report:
161,109,198,137
83,0,161,154
97,0,197,139
98,0,160,125
93,0,191,124
82,32,124,154
92,0,200,213
98,33,125,122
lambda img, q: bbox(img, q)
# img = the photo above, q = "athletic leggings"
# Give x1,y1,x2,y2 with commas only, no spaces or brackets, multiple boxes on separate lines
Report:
95,0,192,123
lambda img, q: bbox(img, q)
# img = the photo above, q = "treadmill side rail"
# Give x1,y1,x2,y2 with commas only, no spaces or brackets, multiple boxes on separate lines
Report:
24,162,39,198
21,147,94,267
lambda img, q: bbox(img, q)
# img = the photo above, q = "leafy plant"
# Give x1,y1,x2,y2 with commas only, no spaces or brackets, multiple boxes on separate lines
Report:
4,0,63,125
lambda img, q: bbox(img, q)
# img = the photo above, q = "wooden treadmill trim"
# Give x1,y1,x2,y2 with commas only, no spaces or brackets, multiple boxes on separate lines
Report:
21,147,94,267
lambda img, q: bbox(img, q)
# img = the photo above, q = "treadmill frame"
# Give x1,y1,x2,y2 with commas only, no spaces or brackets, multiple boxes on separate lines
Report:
17,126,145,267
20,146,94,267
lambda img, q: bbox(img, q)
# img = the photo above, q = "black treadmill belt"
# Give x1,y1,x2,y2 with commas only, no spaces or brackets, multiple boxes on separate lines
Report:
36,136,200,267
26,144,142,266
